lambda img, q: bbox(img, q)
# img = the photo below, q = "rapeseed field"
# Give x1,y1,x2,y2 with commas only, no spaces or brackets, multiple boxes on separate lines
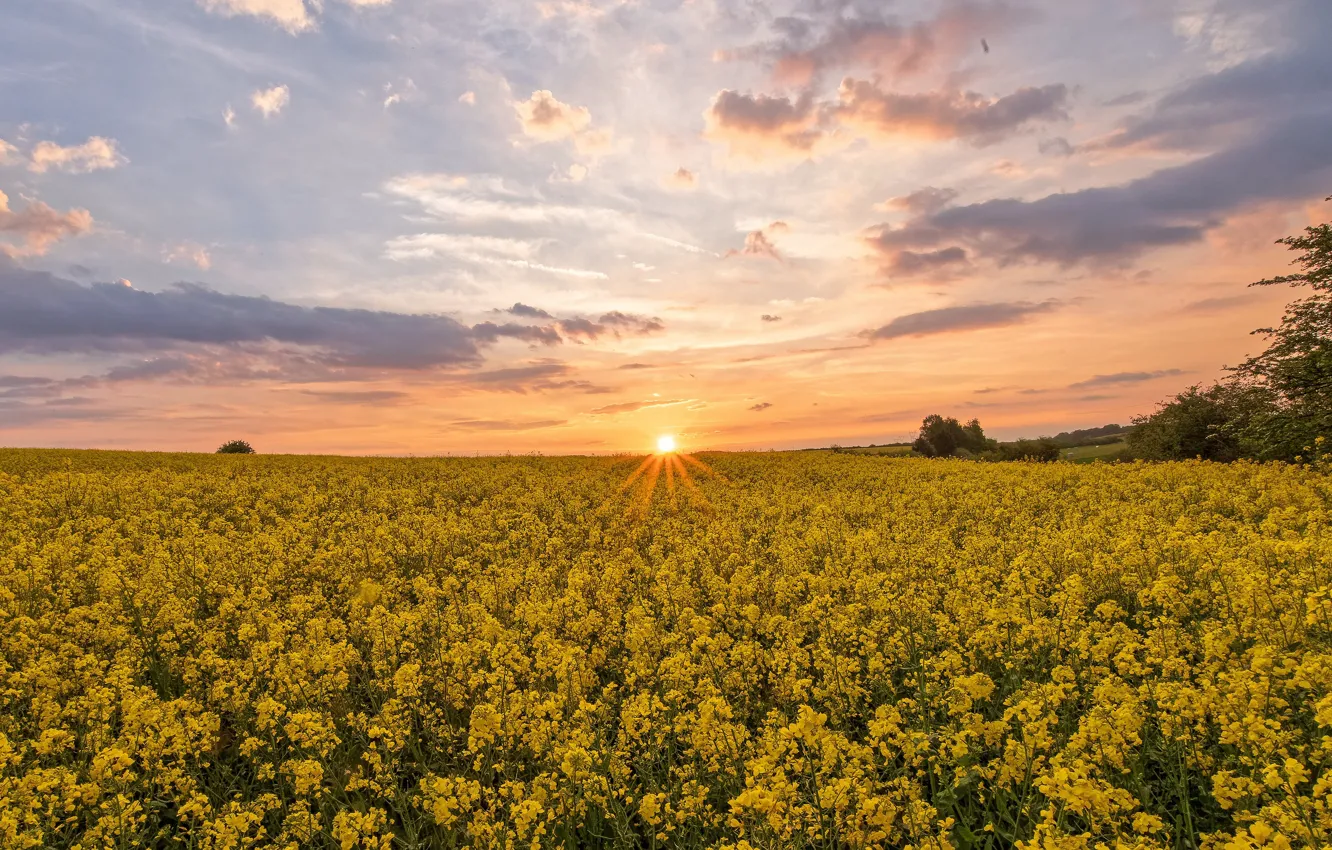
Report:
1,448,1329,850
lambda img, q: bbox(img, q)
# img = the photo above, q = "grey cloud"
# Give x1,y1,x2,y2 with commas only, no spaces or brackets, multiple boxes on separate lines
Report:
836,81,1069,144
729,1,1036,86
885,187,958,215
465,362,613,394
0,375,56,388
1091,6,1329,154
559,311,665,340
507,302,553,319
749,402,773,412
618,362,654,370
865,300,1059,340
867,111,1332,266
1068,369,1185,389
470,321,563,346
761,314,782,322
0,266,482,369
1103,90,1149,108
1038,137,1075,157
888,246,969,276
297,390,410,404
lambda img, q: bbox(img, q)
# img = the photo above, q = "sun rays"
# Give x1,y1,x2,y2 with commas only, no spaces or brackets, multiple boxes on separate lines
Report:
615,441,723,516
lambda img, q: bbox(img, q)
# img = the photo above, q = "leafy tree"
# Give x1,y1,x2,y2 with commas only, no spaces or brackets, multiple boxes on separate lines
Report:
1126,383,1269,461
216,440,256,454
913,415,995,457
1231,196,1332,458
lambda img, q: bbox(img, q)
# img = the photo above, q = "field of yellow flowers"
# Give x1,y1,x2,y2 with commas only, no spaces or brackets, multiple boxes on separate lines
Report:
1,448,1330,850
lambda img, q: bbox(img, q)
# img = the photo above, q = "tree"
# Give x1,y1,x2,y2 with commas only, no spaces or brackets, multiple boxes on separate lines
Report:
1126,383,1269,461
913,415,995,457
1231,196,1332,459
216,440,256,454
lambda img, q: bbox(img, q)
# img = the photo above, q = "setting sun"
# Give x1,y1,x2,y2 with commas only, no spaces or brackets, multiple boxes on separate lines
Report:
656,435,677,453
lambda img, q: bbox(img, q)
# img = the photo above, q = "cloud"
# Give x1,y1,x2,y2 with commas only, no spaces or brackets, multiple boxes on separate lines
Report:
198,0,314,33
1181,294,1251,313
469,321,563,346
0,265,484,370
196,0,388,32
507,302,554,320
703,90,831,166
515,90,591,140
1068,369,1185,389
459,91,476,105
251,85,290,118
590,398,687,415
725,1,1036,86
513,90,613,155
28,137,126,174
0,190,94,258
884,246,969,276
384,232,608,280
761,314,782,322
881,187,958,215
727,221,788,260
450,418,566,431
835,80,1069,144
703,80,1068,165
865,300,1059,340
560,311,665,341
164,242,212,270
749,402,773,412
618,362,653,370
663,167,698,190
866,111,1332,266
464,362,610,394
0,140,19,166
1038,136,1075,157
728,229,782,261
298,389,408,404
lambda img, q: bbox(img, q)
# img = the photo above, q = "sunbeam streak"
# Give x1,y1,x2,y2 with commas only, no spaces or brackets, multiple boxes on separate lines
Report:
616,448,723,516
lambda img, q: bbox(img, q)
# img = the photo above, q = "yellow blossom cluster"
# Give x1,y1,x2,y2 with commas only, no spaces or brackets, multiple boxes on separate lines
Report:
0,448,1330,850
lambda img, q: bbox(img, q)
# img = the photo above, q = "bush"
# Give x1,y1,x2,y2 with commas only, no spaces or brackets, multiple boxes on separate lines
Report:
216,439,256,454
985,438,1062,462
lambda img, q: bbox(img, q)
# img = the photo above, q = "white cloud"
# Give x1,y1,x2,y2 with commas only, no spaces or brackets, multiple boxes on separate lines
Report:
251,84,290,117
459,91,477,105
0,189,94,257
384,231,607,279
0,140,19,166
223,105,237,127
383,173,717,258
515,90,592,141
198,0,313,33
514,90,616,157
28,137,127,174
165,242,212,270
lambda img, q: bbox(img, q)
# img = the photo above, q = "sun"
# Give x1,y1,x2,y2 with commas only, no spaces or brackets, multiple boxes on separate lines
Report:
656,434,677,453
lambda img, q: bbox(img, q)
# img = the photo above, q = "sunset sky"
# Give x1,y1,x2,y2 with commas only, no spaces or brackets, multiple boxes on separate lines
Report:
2,0,1329,454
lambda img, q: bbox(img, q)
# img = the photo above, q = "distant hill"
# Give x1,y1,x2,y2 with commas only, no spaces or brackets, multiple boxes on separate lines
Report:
1044,423,1132,448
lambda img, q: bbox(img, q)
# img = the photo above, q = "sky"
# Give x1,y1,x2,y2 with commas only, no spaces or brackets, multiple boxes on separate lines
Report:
1,0,1329,455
